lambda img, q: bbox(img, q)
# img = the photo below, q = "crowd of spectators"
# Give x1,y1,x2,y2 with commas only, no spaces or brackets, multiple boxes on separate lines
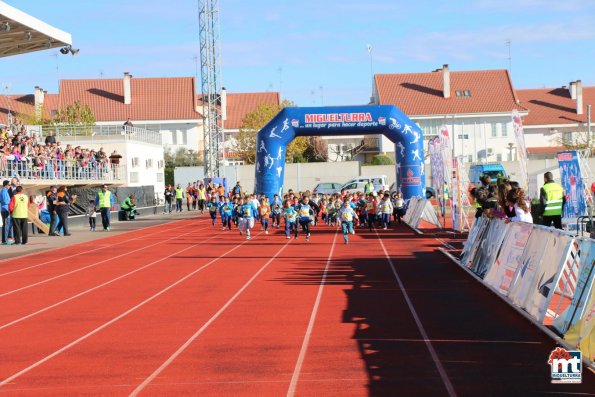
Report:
0,119,122,180
470,175,533,224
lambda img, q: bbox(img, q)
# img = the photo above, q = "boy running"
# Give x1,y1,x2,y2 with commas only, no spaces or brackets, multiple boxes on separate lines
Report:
379,193,393,229
240,196,258,240
207,196,218,226
271,194,283,228
219,196,233,230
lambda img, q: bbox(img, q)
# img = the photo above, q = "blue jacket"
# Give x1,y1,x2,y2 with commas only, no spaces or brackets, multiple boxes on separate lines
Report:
0,188,10,212
240,203,258,219
219,201,233,216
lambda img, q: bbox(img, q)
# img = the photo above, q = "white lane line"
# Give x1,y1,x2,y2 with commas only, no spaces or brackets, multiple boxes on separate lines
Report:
129,238,292,396
376,231,457,397
0,224,211,298
0,217,200,277
358,338,541,344
286,228,338,397
0,232,261,388
0,230,225,331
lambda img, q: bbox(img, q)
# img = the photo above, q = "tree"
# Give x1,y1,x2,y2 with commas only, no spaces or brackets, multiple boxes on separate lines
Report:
303,137,328,162
164,148,203,185
371,154,394,165
235,99,321,164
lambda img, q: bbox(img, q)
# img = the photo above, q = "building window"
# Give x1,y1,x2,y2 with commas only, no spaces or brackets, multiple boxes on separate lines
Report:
501,123,508,137
130,172,139,183
131,157,139,167
563,131,573,144
455,90,462,97
146,159,153,168
464,90,471,97
496,154,502,161
157,160,164,169
157,173,164,182
491,123,498,138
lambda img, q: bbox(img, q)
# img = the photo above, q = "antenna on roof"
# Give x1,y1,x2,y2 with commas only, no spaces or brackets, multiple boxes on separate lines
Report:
505,39,512,75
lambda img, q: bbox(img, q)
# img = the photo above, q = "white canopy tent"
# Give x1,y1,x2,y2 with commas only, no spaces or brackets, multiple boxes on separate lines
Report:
0,1,72,58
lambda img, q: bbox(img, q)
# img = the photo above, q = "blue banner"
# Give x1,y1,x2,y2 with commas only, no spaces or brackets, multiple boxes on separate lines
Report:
557,151,586,218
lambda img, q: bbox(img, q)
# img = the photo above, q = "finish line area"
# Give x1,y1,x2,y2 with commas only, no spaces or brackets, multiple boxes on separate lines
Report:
0,213,593,396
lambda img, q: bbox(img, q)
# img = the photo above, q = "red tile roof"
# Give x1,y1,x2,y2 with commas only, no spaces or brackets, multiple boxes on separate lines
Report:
375,69,526,116
516,87,595,126
527,146,566,155
223,92,280,130
0,94,34,125
58,77,200,122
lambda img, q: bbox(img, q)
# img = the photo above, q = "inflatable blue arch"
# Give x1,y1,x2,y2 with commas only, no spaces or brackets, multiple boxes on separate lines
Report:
254,105,425,200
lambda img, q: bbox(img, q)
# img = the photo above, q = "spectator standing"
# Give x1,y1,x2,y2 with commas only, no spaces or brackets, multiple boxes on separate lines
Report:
1,180,12,244
232,181,242,197
47,185,59,236
9,185,28,244
163,185,174,214
44,131,56,146
55,186,75,236
507,188,533,223
95,184,115,231
539,171,565,229
175,184,184,212
186,183,193,211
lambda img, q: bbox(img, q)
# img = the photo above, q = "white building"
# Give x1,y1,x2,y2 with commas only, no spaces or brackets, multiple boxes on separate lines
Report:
367,65,529,163
517,80,594,159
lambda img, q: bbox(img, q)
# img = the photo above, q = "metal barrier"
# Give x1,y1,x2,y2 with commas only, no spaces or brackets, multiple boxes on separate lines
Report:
0,159,125,182
44,125,162,146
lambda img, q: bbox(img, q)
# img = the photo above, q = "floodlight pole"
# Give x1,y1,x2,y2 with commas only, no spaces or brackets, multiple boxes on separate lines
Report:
198,0,224,178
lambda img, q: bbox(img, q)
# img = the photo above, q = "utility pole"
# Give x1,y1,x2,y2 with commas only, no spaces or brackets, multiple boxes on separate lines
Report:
505,39,512,75
278,66,283,101
367,44,374,99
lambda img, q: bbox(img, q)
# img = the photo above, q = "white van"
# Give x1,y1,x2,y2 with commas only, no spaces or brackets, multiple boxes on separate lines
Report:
342,175,389,192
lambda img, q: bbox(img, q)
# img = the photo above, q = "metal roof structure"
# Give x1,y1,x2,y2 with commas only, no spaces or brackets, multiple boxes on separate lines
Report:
0,1,72,58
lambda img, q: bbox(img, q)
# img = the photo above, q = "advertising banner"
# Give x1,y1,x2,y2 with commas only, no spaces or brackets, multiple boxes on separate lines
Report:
469,219,508,278
557,150,586,218
484,222,533,294
524,233,574,322
512,109,528,190
508,228,552,307
554,239,595,334
460,217,489,265
461,218,491,269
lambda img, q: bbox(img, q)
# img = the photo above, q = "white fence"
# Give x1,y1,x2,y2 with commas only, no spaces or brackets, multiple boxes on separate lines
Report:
0,159,125,183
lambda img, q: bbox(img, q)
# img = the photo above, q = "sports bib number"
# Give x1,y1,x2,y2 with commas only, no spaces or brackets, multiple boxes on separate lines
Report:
243,208,251,216
366,203,374,210
341,212,353,221
300,209,309,216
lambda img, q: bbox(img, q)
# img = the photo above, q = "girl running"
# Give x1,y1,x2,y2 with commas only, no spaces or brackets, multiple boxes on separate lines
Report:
271,194,283,228
283,200,298,239
337,198,358,244
379,193,393,229
259,196,271,234
296,196,314,241
365,193,377,231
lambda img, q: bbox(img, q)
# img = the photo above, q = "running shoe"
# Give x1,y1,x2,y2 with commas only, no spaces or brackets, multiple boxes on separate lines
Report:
265,230,269,235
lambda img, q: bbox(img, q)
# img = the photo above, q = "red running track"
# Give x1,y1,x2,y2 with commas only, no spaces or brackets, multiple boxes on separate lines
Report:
0,214,593,396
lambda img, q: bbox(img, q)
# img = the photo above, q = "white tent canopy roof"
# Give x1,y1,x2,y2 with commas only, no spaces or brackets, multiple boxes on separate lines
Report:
0,1,72,58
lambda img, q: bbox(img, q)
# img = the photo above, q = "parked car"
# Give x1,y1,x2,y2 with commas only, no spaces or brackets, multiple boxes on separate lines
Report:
343,175,389,192
340,181,368,195
469,163,507,186
312,182,343,195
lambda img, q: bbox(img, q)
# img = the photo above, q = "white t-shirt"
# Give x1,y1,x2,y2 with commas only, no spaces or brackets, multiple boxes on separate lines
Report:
511,204,533,223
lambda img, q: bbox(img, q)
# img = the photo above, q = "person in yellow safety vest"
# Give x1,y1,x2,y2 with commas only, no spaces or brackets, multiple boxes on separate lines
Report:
539,171,565,229
95,184,115,231
175,184,184,212
8,186,28,245
364,180,375,195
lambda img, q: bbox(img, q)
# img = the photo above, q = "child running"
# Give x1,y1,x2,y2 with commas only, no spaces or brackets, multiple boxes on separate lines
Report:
259,196,271,234
86,199,97,231
296,196,314,241
207,196,218,226
239,195,258,240
283,200,298,239
379,193,393,229
392,192,405,224
219,196,233,230
337,198,358,244
271,194,283,228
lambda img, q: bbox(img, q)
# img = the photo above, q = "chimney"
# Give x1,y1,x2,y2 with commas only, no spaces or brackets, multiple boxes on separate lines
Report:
34,86,45,120
569,81,577,99
576,80,583,115
220,87,227,121
442,64,450,99
123,72,132,105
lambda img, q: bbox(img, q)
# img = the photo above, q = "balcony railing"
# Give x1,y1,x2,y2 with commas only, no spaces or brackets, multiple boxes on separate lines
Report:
44,125,162,146
0,159,125,183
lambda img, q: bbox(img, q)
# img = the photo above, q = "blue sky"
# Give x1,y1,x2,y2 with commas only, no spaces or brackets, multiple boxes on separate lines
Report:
1,0,594,106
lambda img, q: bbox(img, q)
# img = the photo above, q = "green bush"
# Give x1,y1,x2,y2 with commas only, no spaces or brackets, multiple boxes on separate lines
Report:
371,154,394,165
